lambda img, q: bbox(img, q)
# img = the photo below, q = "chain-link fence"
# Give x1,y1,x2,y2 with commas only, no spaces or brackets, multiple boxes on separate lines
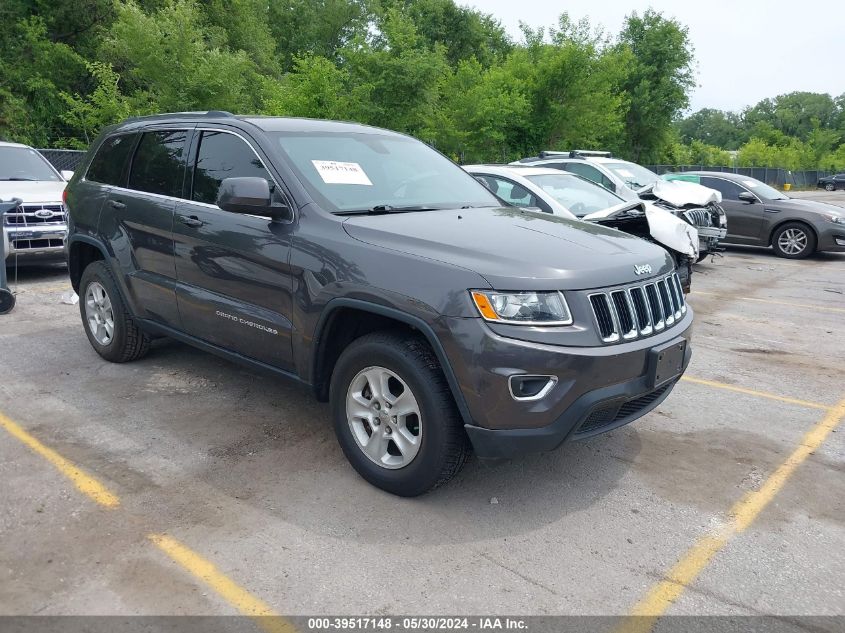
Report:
647,165,833,188
37,149,86,172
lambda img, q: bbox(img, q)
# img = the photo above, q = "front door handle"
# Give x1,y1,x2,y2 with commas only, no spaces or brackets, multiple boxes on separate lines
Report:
108,200,125,209
178,214,204,228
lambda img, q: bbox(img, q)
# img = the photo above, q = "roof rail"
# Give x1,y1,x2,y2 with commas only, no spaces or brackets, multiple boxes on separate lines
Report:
124,111,236,123
536,150,613,159
568,150,612,158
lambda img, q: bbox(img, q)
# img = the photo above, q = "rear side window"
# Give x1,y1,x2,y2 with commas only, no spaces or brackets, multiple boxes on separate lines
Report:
563,162,615,190
86,134,137,186
127,130,188,197
700,177,745,201
192,131,272,205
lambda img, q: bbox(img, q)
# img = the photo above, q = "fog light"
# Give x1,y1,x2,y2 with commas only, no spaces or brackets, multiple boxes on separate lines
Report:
508,375,557,401
836,238,845,247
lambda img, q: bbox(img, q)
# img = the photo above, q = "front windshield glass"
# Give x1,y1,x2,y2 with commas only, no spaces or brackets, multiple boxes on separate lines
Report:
0,146,61,182
271,132,500,213
603,161,659,189
741,178,788,200
525,173,625,215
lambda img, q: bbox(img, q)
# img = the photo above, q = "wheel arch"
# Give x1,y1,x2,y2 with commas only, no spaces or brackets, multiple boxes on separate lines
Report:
310,299,473,426
68,236,108,293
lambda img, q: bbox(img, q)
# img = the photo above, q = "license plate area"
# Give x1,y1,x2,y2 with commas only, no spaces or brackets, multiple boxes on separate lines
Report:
648,339,687,388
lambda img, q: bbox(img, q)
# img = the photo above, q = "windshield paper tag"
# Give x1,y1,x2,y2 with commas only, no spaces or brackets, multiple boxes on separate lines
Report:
311,160,373,185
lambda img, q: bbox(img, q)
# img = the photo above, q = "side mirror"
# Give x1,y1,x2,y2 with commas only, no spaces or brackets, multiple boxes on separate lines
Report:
60,170,74,181
738,191,757,204
217,177,290,222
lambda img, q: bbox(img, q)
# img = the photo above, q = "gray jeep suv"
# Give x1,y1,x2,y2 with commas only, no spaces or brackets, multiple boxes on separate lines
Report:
65,112,693,496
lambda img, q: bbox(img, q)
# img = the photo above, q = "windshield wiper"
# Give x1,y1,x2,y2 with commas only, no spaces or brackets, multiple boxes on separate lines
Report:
1,177,37,181
337,204,444,215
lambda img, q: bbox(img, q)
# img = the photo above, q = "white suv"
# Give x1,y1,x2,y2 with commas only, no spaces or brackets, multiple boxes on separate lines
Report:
0,142,71,264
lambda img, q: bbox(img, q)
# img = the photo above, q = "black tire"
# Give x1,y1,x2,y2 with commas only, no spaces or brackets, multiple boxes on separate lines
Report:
695,252,709,263
825,182,835,192
79,261,151,362
329,331,470,496
771,222,816,259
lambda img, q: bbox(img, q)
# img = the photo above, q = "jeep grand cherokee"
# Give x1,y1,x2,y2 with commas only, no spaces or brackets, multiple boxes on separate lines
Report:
65,112,693,496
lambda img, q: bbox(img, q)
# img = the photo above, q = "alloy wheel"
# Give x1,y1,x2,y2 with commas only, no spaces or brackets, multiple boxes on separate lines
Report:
777,228,808,256
85,281,115,345
346,366,422,469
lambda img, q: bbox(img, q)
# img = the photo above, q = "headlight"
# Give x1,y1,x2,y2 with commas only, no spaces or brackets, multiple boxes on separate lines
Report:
470,290,573,325
821,213,845,225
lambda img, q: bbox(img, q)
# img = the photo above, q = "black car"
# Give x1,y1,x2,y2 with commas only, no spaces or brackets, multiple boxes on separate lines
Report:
65,112,692,496
667,171,845,258
818,173,845,191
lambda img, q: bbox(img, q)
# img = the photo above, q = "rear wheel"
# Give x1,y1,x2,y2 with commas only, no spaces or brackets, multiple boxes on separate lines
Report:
330,331,469,496
79,261,150,362
771,222,816,259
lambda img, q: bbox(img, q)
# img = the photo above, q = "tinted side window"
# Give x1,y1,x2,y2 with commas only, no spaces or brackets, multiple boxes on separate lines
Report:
86,134,137,186
564,162,601,183
700,177,744,201
127,130,188,197
192,131,272,205
488,177,539,208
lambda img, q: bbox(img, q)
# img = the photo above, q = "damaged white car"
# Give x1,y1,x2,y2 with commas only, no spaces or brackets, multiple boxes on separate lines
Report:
464,164,700,292
510,151,727,259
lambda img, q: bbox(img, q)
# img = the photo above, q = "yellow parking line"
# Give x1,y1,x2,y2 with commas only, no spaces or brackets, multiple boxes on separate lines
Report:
149,534,296,633
693,291,845,314
681,376,830,411
619,397,845,633
0,411,119,508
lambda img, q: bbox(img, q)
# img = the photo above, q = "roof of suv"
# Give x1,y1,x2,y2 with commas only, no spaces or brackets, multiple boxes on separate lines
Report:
115,111,402,137
0,141,30,149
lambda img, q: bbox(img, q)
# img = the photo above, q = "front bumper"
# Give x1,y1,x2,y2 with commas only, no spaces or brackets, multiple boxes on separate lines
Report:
818,228,845,252
3,224,68,261
438,309,693,459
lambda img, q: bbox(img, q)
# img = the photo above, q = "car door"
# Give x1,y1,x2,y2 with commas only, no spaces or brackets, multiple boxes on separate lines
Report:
101,128,188,326
172,128,295,370
699,176,766,244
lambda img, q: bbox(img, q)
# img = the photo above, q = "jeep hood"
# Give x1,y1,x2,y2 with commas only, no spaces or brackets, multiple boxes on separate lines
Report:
343,207,674,290
0,180,66,204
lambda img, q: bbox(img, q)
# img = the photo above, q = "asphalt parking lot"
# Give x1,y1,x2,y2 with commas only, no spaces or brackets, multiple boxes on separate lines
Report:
1,191,843,626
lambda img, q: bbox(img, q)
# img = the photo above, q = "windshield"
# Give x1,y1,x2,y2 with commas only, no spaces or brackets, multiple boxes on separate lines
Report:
525,173,625,215
271,131,500,213
602,161,659,190
0,146,61,182
741,178,789,200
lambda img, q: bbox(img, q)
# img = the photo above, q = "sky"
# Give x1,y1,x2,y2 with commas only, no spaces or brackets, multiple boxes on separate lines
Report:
465,0,844,114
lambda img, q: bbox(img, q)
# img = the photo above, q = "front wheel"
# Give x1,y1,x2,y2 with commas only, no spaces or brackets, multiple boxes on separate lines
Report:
825,182,835,192
771,222,816,259
330,331,470,496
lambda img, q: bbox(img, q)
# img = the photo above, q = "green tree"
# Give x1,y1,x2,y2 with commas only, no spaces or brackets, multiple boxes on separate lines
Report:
617,9,695,162
104,0,264,114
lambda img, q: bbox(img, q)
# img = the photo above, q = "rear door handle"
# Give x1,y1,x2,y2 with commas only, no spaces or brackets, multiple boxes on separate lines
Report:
108,200,125,209
178,214,204,228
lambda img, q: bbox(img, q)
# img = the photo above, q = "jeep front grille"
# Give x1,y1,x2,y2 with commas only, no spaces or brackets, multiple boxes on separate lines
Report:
588,273,686,343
